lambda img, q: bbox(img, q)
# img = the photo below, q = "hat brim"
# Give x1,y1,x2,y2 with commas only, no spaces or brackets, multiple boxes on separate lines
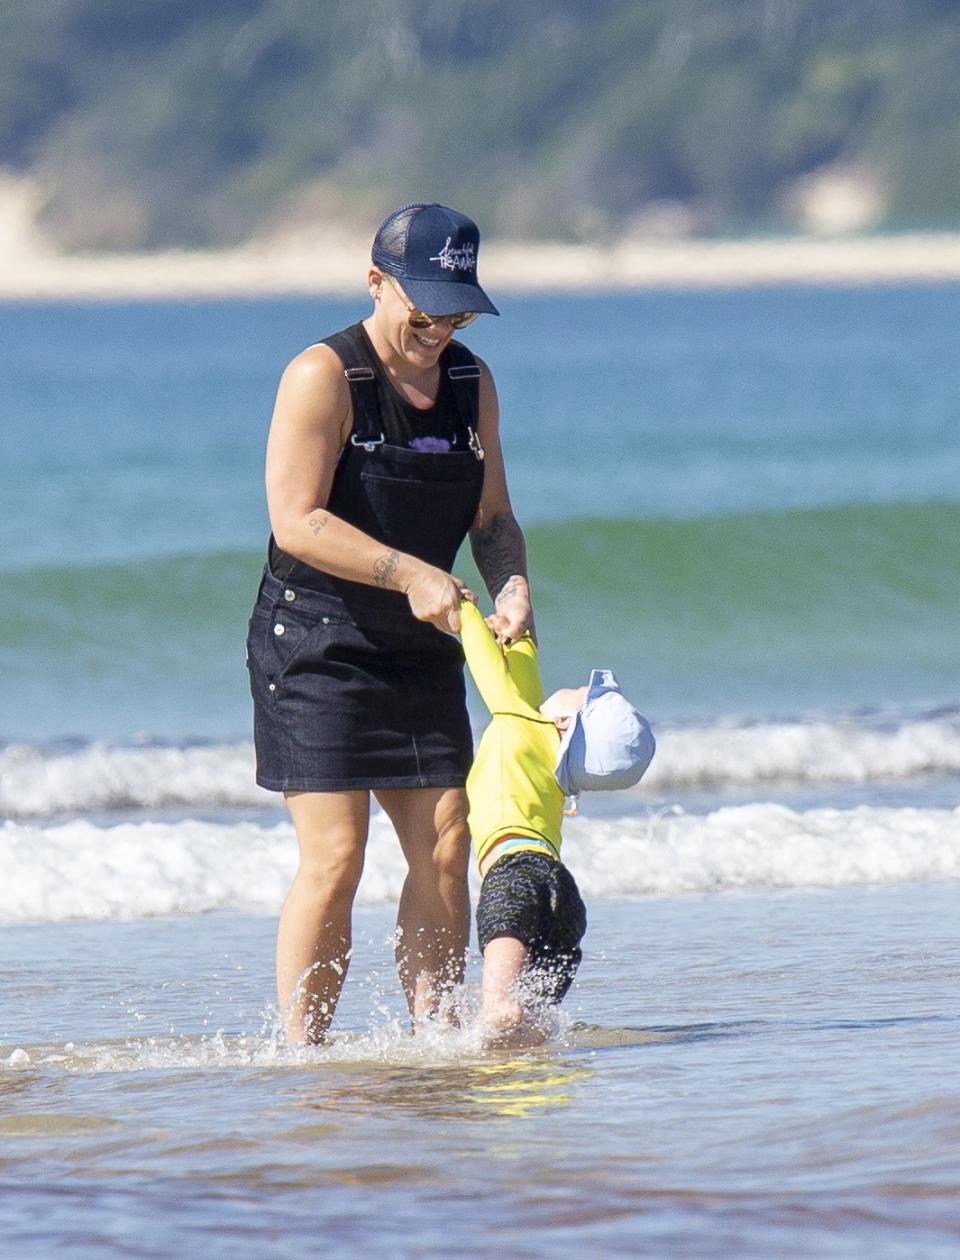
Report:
400,276,499,318
554,669,635,797
554,710,585,797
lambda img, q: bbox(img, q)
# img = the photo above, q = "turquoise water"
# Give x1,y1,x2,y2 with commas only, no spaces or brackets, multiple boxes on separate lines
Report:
2,289,959,1257
2,289,958,739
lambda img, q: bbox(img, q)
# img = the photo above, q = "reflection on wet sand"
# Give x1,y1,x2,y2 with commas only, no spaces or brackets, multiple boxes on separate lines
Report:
469,1060,590,1118
287,1055,592,1122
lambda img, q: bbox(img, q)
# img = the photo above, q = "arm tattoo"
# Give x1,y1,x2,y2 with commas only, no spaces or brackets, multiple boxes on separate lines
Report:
495,576,524,606
373,548,400,588
308,512,330,537
471,512,528,602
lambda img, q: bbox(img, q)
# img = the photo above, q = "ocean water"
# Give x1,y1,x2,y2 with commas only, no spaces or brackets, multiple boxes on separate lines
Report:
2,888,959,1259
1,287,959,1257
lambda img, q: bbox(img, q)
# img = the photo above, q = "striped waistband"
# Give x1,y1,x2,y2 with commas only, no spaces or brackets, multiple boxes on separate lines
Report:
485,835,559,862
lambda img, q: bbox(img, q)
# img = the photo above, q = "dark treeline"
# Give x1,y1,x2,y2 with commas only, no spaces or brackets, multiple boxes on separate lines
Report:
2,0,959,249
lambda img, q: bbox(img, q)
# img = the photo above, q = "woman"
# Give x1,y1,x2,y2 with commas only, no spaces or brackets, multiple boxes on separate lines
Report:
247,203,533,1042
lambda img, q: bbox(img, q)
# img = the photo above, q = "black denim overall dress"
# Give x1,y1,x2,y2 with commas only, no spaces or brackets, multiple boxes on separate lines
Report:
247,323,485,792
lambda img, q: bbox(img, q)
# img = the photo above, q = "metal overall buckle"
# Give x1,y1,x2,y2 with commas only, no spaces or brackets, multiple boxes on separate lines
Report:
448,364,484,459
350,432,385,452
343,367,384,451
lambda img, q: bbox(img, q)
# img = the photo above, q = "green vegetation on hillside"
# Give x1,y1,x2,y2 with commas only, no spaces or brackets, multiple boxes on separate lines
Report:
2,0,959,249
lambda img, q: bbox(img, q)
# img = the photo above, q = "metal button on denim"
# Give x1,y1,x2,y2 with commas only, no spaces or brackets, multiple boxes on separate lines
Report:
322,616,330,624
274,623,285,636
268,683,276,692
284,589,296,602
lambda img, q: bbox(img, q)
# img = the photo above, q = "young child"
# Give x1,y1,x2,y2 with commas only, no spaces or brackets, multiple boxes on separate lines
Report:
459,600,655,1045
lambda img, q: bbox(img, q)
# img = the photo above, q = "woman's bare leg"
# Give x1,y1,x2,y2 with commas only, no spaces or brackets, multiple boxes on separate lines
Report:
278,790,369,1044
375,786,470,1026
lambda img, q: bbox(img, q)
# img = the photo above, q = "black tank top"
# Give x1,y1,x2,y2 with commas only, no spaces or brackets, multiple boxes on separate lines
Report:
267,322,485,628
337,322,474,451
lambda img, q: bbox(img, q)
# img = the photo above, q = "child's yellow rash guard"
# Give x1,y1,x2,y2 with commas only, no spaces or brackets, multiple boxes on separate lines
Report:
459,601,564,867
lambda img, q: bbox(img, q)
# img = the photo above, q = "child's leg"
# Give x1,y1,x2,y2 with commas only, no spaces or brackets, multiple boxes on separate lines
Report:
480,934,548,1047
481,934,527,1027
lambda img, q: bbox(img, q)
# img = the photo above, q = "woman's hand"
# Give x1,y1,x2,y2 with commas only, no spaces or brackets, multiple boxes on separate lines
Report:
485,575,533,645
404,562,477,634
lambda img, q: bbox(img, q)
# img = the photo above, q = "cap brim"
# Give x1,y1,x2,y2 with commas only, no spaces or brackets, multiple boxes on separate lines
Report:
401,276,499,317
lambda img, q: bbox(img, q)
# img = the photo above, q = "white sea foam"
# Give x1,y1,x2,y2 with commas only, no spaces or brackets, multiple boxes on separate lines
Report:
2,713,959,820
644,715,960,790
566,803,960,896
1,803,957,926
0,741,272,818
0,810,407,925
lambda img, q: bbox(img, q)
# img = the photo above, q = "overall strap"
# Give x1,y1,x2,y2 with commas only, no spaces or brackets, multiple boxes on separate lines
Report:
445,339,484,459
321,328,385,450
321,327,483,456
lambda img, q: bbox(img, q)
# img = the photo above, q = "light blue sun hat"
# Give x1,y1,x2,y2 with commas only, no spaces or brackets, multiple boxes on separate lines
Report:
554,669,655,797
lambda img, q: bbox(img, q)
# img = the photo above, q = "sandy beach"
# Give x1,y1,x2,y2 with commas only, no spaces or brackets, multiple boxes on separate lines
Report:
4,230,960,301
1,167,959,300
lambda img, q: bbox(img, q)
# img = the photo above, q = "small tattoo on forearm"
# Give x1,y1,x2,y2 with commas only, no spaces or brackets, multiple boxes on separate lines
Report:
308,513,330,537
373,549,400,588
472,513,528,601
496,577,523,605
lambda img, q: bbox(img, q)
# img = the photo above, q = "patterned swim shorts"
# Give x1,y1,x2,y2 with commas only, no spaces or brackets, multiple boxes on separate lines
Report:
476,850,587,1004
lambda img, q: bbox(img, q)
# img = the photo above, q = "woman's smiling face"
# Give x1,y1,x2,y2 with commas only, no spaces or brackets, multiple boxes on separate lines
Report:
369,270,474,367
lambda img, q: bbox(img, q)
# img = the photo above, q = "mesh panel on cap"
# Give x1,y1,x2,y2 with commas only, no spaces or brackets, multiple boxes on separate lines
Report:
372,204,425,272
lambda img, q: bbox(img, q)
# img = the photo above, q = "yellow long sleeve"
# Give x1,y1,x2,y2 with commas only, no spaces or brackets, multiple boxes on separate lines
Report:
459,600,542,718
460,601,564,866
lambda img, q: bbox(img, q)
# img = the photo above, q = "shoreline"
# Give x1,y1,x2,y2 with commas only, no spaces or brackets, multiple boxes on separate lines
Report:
3,231,960,301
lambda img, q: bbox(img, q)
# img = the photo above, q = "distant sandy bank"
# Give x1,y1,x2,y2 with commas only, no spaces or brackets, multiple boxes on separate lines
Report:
4,232,960,301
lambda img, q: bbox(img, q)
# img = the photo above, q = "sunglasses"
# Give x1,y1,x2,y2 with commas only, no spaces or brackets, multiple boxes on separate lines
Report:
382,275,479,331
